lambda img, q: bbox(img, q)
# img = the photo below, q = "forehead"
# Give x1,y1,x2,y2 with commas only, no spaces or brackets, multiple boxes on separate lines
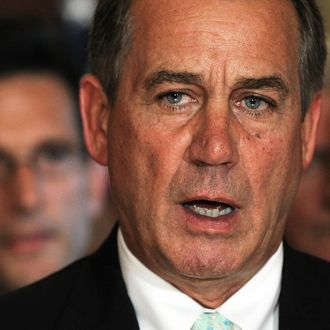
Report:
124,0,300,90
0,73,80,157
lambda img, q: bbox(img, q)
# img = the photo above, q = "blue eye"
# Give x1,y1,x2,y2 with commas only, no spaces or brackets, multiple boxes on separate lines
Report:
165,92,183,105
244,96,262,110
234,94,276,118
157,90,198,113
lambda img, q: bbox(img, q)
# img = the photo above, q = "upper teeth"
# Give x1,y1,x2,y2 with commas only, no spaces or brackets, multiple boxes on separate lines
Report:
188,205,233,218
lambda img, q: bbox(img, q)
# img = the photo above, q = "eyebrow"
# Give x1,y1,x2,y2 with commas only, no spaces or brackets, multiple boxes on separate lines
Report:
144,71,290,99
233,76,290,99
0,140,82,162
35,140,78,152
34,140,86,159
144,70,203,90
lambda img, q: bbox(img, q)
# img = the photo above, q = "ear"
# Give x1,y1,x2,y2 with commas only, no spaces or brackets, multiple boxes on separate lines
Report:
301,92,322,169
80,74,110,165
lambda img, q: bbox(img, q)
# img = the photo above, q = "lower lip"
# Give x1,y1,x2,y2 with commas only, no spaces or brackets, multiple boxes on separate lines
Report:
5,234,53,254
181,205,238,235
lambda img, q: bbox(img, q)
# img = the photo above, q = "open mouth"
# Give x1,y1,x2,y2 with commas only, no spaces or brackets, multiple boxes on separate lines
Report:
183,200,235,218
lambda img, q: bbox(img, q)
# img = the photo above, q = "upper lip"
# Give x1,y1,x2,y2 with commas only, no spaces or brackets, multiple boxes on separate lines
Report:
179,194,241,209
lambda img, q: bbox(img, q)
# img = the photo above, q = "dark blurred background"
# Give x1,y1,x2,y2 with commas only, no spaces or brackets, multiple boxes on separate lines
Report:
0,0,96,26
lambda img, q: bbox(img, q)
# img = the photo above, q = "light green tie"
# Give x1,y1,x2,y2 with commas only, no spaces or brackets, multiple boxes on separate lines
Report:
190,311,242,330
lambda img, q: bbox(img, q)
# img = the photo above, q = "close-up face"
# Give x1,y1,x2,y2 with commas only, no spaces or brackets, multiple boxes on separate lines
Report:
0,73,95,290
83,0,320,288
286,87,330,247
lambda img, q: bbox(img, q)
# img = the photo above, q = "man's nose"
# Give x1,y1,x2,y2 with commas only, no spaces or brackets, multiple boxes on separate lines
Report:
188,107,238,167
9,165,42,215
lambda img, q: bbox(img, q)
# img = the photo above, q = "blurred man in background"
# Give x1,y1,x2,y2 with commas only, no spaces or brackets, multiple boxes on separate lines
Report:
0,18,109,293
286,82,330,261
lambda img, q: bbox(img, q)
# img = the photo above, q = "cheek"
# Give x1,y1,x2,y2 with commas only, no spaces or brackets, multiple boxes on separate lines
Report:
241,128,303,217
44,177,92,253
43,174,89,216
108,113,189,203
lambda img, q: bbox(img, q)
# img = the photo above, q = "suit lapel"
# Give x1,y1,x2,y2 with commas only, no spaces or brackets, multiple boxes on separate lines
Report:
56,227,140,330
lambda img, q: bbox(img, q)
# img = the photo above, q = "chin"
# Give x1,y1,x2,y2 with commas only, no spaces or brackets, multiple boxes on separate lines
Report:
167,245,244,280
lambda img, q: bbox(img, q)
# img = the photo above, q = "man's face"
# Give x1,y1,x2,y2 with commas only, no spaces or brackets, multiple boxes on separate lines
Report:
0,73,95,290
85,0,319,287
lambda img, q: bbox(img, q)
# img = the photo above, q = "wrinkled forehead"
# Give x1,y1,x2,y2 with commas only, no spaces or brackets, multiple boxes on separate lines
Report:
128,0,300,68
131,0,298,33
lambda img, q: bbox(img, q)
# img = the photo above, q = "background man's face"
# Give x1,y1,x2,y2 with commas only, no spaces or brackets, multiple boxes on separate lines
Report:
286,88,330,259
0,73,95,290
90,0,318,286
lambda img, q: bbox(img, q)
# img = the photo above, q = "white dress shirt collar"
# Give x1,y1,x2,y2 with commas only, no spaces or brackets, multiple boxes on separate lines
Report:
118,229,283,330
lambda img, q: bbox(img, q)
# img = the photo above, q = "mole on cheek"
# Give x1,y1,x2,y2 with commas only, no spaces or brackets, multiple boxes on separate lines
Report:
255,133,261,139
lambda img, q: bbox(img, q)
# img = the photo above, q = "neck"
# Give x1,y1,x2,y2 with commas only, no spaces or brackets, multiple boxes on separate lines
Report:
173,276,251,308
156,261,266,308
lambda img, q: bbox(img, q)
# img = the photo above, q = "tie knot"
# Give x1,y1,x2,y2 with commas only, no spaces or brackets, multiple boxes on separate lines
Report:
191,311,242,330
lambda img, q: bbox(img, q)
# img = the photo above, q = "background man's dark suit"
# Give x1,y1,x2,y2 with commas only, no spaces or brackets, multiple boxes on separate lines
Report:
0,227,329,330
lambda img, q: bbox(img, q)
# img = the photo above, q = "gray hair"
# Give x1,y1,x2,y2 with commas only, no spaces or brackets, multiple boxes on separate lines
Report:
89,0,326,117
292,0,326,117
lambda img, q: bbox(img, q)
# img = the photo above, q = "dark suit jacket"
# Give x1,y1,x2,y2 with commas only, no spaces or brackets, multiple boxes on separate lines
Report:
0,228,329,330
